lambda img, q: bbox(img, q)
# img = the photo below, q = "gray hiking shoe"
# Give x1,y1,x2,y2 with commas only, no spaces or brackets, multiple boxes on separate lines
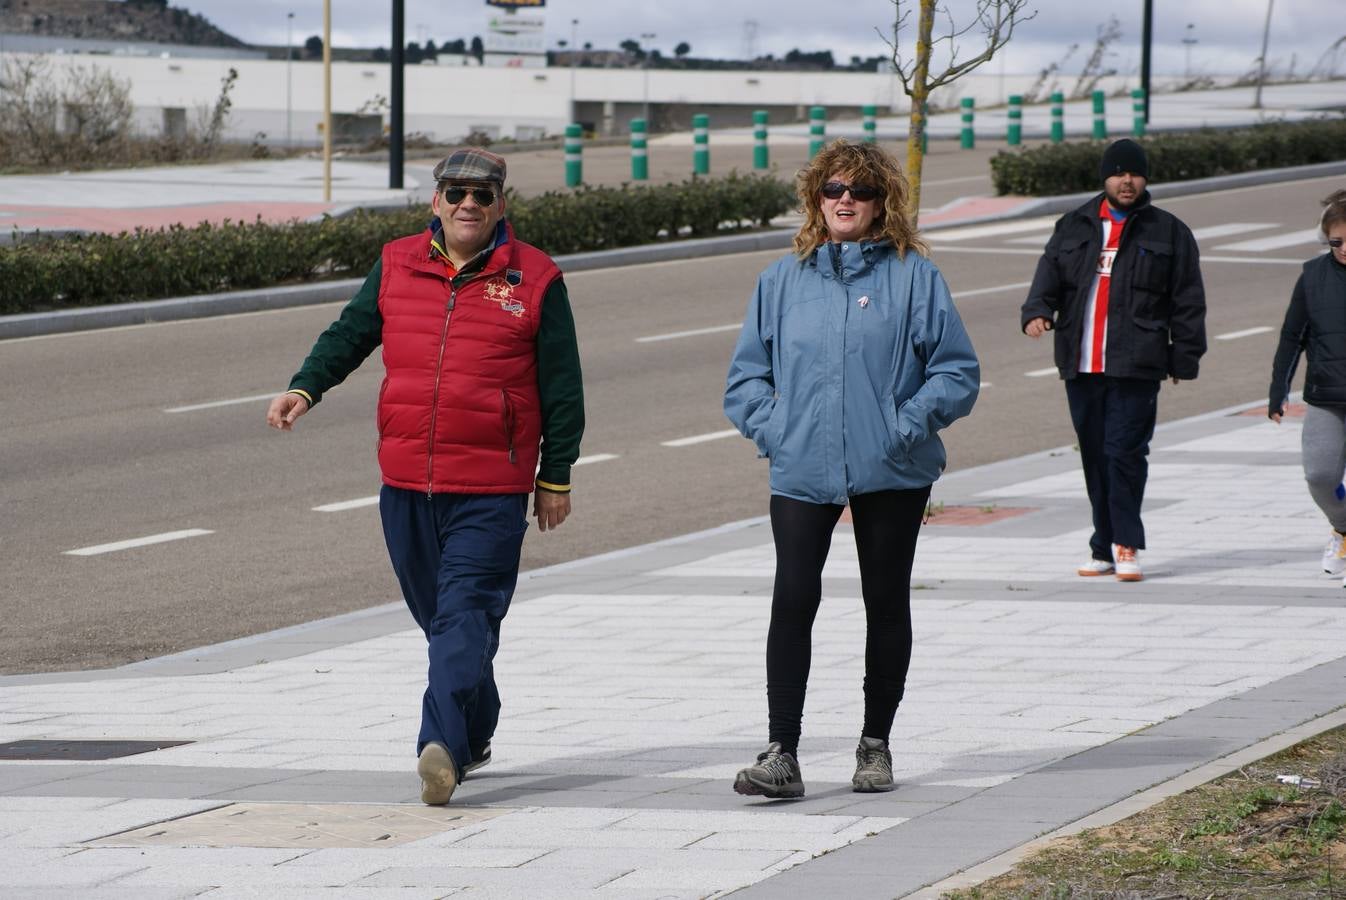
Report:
852,736,894,793
733,741,805,799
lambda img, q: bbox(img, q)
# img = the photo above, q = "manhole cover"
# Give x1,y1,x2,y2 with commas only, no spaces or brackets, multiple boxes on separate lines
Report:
91,803,512,849
0,739,192,760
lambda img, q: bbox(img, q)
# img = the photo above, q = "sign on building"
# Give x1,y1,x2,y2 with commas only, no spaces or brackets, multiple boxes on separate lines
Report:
484,0,546,67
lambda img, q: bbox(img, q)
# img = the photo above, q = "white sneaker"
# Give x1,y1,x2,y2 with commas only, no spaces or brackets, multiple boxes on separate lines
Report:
1114,545,1143,582
1077,558,1115,577
1323,531,1346,575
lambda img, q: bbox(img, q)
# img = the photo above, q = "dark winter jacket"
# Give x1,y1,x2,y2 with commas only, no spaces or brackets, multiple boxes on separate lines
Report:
1020,192,1207,381
1268,252,1346,415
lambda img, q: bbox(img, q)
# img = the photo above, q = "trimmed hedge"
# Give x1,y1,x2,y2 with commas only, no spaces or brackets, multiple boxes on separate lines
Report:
990,117,1346,197
0,172,796,315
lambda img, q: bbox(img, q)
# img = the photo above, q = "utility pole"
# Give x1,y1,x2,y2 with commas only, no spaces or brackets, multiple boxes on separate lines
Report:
322,0,332,202
1254,0,1274,109
569,18,578,125
390,0,404,189
641,32,655,132
1140,0,1152,123
285,11,294,146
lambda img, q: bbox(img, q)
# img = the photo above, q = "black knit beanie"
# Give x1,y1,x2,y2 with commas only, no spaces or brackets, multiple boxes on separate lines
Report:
1099,139,1149,182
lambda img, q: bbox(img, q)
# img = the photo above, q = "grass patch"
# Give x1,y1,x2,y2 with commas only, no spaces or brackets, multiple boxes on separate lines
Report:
943,724,1346,899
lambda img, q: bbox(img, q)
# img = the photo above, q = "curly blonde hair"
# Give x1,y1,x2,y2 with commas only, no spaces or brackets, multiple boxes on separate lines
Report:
1321,189,1346,236
792,139,928,260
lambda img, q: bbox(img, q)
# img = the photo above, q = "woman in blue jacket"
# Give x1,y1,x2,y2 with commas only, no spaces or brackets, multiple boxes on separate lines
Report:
725,140,980,799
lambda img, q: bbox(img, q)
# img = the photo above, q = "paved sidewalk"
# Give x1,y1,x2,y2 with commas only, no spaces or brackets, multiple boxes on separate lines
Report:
3,397,1345,897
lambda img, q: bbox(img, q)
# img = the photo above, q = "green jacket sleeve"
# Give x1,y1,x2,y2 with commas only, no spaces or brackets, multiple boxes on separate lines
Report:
288,261,384,405
535,277,585,490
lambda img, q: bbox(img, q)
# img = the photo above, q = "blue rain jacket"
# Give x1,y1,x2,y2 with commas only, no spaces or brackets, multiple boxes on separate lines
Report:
724,240,980,505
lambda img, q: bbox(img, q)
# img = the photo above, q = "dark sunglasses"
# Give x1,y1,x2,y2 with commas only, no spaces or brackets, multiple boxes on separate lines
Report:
821,181,881,202
441,185,497,206
1330,238,1344,249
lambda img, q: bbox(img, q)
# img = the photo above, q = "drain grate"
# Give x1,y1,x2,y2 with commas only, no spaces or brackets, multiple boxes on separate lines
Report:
0,739,193,761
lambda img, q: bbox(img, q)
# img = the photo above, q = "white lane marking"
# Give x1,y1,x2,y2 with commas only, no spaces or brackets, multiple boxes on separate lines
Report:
164,393,275,414
636,323,740,343
980,381,993,388
575,453,619,465
1004,233,1054,246
65,528,213,556
1216,326,1274,341
313,496,379,513
1191,222,1277,240
662,429,740,447
927,215,1061,242
954,280,1033,299
1216,228,1321,252
1201,254,1306,265
1025,367,1058,378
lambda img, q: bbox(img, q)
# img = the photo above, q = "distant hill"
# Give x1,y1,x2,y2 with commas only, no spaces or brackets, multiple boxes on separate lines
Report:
0,0,247,48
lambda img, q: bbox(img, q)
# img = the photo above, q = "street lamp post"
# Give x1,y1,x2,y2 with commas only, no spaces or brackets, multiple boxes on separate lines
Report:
285,11,294,146
569,18,578,125
1182,23,1197,79
640,32,655,132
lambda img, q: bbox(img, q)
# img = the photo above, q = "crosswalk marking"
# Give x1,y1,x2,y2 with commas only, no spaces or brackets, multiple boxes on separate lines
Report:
927,215,1061,242
1191,222,1278,241
1216,228,1321,253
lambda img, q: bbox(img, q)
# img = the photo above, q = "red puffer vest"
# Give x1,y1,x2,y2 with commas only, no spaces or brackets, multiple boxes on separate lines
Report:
376,223,561,494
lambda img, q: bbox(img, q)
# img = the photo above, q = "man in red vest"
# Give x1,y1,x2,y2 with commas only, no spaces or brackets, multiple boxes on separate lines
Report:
1021,139,1205,584
266,147,584,805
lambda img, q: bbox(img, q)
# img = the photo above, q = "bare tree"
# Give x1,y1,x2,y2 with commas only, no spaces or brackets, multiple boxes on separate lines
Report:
882,0,1035,219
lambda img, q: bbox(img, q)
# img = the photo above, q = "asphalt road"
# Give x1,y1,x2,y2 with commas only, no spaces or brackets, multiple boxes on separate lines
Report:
1,173,1334,674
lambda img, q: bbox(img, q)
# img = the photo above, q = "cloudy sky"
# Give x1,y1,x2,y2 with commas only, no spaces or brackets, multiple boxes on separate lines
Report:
180,0,1339,79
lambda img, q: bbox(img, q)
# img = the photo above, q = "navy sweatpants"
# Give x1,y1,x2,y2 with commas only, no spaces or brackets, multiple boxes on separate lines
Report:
379,486,529,776
1064,374,1160,558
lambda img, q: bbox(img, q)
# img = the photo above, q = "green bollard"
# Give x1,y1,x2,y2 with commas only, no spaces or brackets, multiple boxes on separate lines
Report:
1050,91,1064,143
1092,90,1107,140
959,97,975,149
630,118,648,181
1007,94,1022,146
1131,88,1146,138
692,113,710,175
808,106,826,158
564,123,582,187
862,105,877,143
752,110,769,170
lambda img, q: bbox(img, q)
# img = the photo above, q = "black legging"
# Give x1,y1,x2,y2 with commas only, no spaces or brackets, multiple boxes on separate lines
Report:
766,487,931,756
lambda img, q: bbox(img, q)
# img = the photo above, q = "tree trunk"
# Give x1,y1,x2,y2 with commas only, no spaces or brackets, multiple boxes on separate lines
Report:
904,0,936,225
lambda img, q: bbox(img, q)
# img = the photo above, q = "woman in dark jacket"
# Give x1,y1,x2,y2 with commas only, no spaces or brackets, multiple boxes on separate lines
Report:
1269,189,1346,583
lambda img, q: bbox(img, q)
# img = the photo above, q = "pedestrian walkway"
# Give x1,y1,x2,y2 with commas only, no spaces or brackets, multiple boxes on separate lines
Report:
3,397,1344,898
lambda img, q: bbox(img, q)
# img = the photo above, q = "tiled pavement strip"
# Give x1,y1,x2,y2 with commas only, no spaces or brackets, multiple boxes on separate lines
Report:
3,397,1346,899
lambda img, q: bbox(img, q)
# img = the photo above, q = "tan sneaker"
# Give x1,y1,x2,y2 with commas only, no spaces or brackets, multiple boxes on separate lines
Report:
1114,545,1143,582
417,741,458,805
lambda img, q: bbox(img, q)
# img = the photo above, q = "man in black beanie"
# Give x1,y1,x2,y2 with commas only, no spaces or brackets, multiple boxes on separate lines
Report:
1020,138,1206,582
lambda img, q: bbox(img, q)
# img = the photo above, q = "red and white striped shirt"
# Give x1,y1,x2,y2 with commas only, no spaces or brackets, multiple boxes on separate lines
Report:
1078,199,1129,373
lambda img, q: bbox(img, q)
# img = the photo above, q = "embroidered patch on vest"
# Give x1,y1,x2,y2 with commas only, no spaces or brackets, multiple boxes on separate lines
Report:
505,268,523,286
484,276,526,318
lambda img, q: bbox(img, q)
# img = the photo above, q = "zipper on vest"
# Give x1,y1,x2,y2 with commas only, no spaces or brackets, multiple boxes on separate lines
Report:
427,288,456,498
500,389,516,464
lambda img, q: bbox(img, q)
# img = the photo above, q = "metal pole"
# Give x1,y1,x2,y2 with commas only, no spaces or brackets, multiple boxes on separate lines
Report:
1141,0,1152,123
285,12,293,146
390,0,404,189
322,0,332,202
640,32,655,131
1254,0,1274,109
569,18,578,125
